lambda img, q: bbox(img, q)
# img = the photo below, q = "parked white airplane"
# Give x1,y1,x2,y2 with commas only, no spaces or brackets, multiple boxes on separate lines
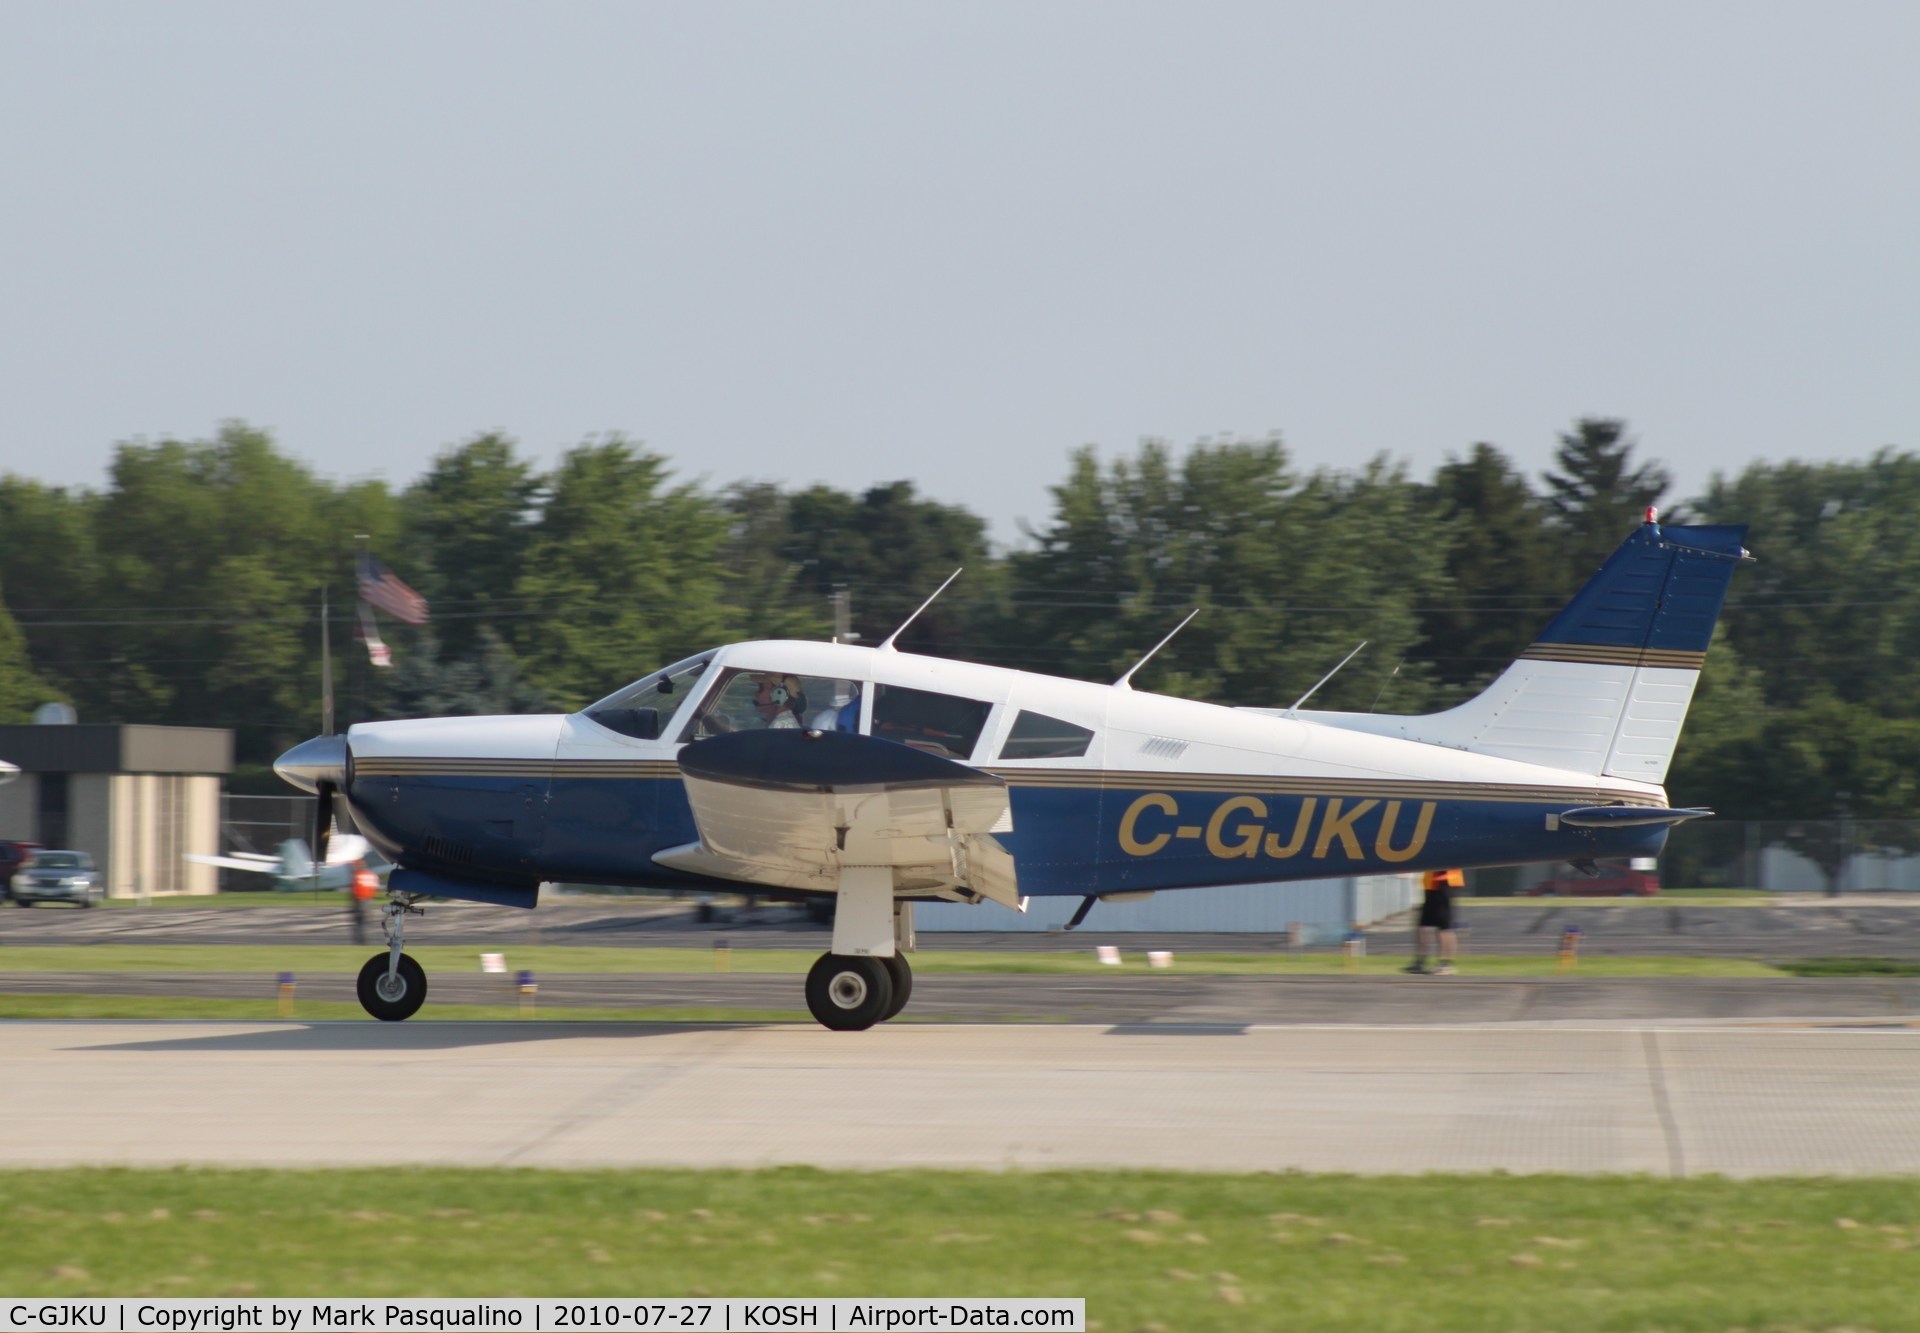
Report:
276,517,1748,1029
186,834,379,893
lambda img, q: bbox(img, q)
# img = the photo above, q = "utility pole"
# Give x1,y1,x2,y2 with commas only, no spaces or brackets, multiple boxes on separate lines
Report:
831,585,857,644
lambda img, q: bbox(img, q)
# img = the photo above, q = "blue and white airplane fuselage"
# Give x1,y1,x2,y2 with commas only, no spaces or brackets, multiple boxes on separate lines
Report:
276,519,1748,1028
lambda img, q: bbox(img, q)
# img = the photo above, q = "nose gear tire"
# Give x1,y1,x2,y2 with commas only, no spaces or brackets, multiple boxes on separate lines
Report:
357,952,428,1021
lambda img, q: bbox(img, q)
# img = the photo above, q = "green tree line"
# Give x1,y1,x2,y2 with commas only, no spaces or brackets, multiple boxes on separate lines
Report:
0,418,1913,835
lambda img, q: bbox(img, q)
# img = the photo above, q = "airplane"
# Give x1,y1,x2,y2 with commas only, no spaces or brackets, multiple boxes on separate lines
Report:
185,834,385,893
0,759,17,785
275,514,1748,1030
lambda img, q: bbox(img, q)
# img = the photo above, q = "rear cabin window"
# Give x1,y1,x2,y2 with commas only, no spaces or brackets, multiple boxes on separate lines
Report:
870,685,992,761
997,710,1094,760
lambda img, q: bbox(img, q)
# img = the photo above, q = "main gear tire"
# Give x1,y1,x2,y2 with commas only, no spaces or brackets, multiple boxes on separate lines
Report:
805,953,893,1031
879,954,913,1021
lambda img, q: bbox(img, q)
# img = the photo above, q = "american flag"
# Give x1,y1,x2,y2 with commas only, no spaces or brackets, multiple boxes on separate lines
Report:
356,553,429,625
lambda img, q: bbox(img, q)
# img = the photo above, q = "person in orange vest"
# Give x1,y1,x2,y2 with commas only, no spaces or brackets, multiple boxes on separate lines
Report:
349,861,379,945
1405,868,1464,975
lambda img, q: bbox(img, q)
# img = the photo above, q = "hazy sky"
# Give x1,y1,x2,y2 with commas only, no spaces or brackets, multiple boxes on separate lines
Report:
2,1,1914,542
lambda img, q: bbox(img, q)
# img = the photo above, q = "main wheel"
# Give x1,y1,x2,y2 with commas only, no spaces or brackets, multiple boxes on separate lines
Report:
805,953,893,1031
356,952,428,1022
879,954,913,1021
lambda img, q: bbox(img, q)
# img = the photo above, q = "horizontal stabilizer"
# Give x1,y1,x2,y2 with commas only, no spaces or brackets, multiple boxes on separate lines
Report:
1556,806,1713,829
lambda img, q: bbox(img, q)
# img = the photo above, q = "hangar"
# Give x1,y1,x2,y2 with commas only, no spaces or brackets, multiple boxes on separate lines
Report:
0,723,232,898
913,872,1421,940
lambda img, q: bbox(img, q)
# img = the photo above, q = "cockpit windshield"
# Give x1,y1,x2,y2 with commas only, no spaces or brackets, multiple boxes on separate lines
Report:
583,652,715,740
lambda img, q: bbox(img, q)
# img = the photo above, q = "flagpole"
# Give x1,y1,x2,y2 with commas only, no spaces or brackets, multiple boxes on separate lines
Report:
353,534,370,730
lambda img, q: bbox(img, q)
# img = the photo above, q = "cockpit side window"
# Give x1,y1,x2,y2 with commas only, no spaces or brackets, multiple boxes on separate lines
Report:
679,668,861,742
996,710,1094,760
585,652,714,740
870,684,993,761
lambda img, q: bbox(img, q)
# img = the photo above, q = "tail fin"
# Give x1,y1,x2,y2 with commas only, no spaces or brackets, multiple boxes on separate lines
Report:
1307,519,1749,781
279,839,314,878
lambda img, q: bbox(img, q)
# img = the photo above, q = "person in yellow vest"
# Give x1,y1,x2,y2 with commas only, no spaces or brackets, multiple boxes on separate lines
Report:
1405,868,1464,975
349,862,379,945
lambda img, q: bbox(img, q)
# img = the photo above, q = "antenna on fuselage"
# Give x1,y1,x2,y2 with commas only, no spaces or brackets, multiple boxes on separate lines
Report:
1286,640,1368,715
877,568,962,652
1113,608,1200,690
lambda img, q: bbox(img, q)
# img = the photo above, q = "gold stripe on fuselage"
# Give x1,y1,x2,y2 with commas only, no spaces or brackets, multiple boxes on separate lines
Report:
353,756,1661,807
354,758,679,779
985,768,1663,806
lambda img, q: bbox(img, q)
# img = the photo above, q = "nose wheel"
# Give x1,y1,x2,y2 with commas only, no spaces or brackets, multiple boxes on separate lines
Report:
357,896,428,1021
357,952,427,1021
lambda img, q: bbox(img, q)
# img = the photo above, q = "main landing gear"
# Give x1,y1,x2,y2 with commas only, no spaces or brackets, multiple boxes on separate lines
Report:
805,952,913,1030
357,896,428,1021
804,872,916,1031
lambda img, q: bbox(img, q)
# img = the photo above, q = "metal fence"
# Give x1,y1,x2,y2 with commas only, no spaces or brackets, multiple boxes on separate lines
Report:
221,794,310,857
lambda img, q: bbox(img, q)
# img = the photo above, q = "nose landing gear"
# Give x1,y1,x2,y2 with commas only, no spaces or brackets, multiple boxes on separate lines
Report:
357,896,428,1021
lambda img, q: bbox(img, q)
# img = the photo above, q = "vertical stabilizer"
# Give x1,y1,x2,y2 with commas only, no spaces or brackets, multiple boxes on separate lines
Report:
279,839,314,879
1292,520,1749,781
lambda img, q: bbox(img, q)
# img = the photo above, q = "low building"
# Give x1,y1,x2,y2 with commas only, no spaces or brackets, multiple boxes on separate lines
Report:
0,724,233,897
913,873,1420,940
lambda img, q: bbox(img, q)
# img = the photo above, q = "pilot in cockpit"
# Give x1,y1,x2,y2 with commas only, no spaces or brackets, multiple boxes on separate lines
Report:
751,673,808,730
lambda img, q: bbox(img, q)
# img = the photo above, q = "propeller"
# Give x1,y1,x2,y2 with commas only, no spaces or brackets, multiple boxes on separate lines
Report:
314,587,336,865
272,586,351,862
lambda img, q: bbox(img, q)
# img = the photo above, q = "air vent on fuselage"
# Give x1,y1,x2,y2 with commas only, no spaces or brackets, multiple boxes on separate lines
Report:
1139,736,1189,760
424,836,475,867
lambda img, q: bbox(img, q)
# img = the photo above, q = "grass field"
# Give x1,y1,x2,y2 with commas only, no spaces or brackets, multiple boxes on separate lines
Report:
1459,888,1776,906
3,1167,1919,1330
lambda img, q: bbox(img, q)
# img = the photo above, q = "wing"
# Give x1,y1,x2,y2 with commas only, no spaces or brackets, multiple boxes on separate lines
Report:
184,853,282,874
653,729,1020,908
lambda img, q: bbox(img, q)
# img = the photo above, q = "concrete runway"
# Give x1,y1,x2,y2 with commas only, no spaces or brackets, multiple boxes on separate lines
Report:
3,1019,1918,1177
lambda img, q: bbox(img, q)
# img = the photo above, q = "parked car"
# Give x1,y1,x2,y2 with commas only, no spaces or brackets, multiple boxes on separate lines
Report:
0,840,39,884
9,849,103,907
1525,858,1661,897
